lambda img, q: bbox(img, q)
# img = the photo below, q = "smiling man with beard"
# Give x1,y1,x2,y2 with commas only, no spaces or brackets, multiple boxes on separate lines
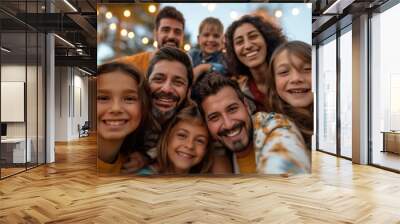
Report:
192,73,311,174
121,46,193,173
118,6,185,75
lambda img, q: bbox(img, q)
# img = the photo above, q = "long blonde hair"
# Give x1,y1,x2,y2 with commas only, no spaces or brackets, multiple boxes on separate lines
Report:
157,103,213,174
265,41,313,147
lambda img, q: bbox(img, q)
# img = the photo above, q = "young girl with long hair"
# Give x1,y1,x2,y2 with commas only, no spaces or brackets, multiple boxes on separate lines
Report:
97,62,151,173
265,41,313,147
140,104,213,175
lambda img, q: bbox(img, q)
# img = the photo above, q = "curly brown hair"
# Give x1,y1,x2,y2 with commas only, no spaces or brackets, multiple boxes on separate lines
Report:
265,41,313,147
225,15,287,76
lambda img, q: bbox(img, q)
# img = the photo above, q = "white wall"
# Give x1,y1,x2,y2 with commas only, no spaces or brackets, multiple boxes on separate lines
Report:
54,67,89,141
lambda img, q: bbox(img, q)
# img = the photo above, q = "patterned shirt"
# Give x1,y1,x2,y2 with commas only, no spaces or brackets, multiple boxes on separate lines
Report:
252,112,310,174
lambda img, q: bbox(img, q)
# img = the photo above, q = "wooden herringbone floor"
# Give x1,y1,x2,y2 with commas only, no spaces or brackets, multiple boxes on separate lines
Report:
1,135,400,223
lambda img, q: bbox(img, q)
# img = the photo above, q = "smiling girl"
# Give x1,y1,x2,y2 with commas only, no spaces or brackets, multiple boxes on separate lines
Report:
97,62,151,173
154,104,213,174
265,41,313,147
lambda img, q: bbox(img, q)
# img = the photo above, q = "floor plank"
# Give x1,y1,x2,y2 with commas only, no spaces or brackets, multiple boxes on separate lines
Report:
1,135,399,223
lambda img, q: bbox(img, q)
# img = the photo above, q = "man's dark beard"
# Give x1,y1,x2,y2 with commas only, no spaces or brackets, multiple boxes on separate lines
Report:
151,91,181,124
217,118,253,153
152,106,176,124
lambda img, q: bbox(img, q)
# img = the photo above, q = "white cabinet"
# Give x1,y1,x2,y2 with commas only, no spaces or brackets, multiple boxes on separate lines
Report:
1,138,32,163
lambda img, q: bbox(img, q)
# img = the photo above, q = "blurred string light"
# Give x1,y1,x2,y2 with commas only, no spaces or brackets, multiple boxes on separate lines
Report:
148,5,157,14
207,3,216,12
123,9,131,17
142,37,149,45
120,29,128,37
275,10,283,18
128,32,135,39
153,41,158,48
292,8,300,16
105,12,112,19
184,44,191,51
109,23,117,30
230,11,239,20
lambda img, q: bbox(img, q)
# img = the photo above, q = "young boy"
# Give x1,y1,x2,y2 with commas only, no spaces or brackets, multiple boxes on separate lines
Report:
189,17,227,82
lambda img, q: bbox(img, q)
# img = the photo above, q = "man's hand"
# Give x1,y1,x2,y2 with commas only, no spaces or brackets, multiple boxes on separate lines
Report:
121,151,150,174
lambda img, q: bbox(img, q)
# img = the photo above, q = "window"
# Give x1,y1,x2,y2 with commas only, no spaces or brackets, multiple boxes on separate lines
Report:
317,36,337,155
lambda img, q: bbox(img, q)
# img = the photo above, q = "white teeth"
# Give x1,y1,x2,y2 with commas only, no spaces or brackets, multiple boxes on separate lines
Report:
159,98,174,103
165,42,176,47
289,89,309,93
246,51,258,57
104,120,125,126
226,127,241,137
177,151,194,159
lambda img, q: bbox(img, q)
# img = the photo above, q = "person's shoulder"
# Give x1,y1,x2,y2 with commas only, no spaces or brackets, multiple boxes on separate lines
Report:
118,51,151,62
188,47,201,56
252,112,292,131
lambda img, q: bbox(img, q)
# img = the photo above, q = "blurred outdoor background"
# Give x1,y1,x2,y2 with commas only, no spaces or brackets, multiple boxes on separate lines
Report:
97,3,312,65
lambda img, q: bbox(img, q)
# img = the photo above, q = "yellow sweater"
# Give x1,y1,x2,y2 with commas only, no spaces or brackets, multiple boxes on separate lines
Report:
117,51,152,76
236,147,256,174
97,154,126,174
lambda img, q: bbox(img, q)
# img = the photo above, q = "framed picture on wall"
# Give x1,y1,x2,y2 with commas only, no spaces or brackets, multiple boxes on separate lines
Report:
96,3,313,176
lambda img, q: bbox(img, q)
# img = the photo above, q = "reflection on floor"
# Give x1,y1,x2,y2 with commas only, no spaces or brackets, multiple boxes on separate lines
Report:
373,150,400,171
0,135,400,222
0,162,44,179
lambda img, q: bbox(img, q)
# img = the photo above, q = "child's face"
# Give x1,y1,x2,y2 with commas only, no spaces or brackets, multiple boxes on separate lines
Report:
97,71,142,141
167,120,209,173
198,24,223,56
274,50,313,108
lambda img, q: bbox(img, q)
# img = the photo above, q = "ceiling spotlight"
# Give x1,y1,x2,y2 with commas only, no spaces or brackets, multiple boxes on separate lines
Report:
54,34,75,48
109,23,117,30
292,8,300,16
128,32,135,39
123,9,131,17
120,29,128,37
275,10,283,18
148,5,157,14
142,37,149,45
105,12,112,19
78,67,92,76
63,0,78,12
1,47,11,53
184,44,191,52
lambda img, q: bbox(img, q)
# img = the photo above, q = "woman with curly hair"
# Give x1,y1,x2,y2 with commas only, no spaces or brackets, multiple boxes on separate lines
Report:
225,15,287,113
266,41,313,148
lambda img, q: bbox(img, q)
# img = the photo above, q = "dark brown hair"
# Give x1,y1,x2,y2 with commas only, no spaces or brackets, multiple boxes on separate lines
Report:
265,41,313,147
157,103,213,174
225,15,287,76
97,62,152,155
191,72,245,116
155,6,185,30
147,46,193,88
